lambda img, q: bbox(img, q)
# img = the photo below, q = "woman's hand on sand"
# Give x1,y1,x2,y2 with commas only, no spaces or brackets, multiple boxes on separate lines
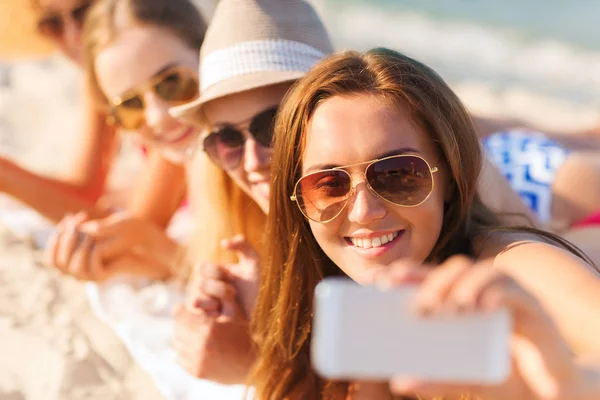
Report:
44,212,176,281
173,262,255,384
80,211,178,270
44,212,112,281
376,256,592,400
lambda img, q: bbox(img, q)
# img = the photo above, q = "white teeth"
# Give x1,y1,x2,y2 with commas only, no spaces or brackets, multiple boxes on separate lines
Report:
350,232,400,249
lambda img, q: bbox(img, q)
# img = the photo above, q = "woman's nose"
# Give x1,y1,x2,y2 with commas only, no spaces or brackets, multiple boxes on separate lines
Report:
143,92,172,135
243,137,271,173
346,179,387,225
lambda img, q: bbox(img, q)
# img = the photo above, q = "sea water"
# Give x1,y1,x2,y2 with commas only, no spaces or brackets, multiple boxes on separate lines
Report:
314,0,600,106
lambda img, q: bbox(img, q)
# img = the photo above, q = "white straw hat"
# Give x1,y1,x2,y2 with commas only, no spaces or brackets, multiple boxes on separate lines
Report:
170,0,333,121
0,0,56,60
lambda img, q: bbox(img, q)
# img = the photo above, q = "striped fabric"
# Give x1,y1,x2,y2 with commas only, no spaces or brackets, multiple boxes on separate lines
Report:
483,129,569,223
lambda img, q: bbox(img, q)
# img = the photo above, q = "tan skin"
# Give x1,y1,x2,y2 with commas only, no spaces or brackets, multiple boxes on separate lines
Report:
43,18,198,280
0,0,186,226
173,85,286,383
301,94,600,399
173,85,537,385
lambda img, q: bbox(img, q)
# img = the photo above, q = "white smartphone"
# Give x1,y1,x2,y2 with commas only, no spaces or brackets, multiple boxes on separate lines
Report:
311,277,511,383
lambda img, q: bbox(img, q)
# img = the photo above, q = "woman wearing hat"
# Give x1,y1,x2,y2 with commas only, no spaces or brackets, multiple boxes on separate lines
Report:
0,0,192,235
168,0,540,385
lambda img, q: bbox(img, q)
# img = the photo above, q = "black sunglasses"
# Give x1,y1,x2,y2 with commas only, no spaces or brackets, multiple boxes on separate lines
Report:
202,107,278,169
36,1,93,39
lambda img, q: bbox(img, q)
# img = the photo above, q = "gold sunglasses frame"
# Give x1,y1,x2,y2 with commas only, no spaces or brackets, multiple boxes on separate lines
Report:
290,154,439,223
109,65,199,129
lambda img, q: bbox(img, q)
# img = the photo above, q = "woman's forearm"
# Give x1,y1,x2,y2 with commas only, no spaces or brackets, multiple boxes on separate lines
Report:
0,158,109,222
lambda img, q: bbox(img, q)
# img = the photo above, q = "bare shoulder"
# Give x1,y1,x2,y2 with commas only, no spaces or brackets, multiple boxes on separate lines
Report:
475,230,599,278
474,231,551,259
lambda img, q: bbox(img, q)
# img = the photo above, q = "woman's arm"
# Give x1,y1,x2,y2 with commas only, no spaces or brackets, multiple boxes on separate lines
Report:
0,92,116,222
127,149,187,228
492,241,600,355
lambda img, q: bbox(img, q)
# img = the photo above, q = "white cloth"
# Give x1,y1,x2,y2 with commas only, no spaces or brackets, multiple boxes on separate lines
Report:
86,278,251,400
201,39,326,91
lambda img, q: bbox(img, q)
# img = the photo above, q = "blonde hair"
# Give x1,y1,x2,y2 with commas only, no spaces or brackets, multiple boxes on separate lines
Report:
82,0,206,111
185,149,267,270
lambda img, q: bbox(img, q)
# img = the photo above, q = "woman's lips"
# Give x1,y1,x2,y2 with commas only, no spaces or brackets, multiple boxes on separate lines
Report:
344,230,405,259
161,126,195,144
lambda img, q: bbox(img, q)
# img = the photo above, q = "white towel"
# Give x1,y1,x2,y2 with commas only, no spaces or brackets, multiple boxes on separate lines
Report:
86,278,251,400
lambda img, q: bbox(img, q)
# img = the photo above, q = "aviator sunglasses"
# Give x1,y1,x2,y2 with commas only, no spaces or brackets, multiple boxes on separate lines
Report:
291,154,439,223
109,65,199,130
202,107,278,170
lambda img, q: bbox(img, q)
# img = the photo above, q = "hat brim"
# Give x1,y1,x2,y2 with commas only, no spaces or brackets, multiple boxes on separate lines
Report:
170,70,304,124
0,1,56,60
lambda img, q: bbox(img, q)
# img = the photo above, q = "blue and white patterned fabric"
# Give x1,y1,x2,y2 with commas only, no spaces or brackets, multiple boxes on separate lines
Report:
483,130,569,224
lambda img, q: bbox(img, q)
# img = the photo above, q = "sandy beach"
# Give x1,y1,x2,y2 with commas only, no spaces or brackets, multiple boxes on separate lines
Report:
0,225,163,400
1,1,600,398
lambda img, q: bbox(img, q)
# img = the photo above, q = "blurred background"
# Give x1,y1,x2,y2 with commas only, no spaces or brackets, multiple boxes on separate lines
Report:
1,1,600,398
1,0,600,182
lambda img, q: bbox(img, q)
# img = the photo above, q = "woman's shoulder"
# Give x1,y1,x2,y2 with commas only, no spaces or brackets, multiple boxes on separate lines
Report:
473,229,598,276
473,228,590,263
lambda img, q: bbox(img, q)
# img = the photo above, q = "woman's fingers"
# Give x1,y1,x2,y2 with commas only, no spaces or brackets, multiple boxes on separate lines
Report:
68,233,94,280
221,234,259,265
44,218,68,271
201,278,237,302
412,255,473,314
443,263,511,313
88,241,112,282
55,218,83,269
94,237,133,262
201,263,232,281
185,264,228,314
79,212,130,238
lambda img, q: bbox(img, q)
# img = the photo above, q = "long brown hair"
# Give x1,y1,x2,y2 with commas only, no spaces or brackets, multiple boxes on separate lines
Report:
250,48,593,399
82,0,206,110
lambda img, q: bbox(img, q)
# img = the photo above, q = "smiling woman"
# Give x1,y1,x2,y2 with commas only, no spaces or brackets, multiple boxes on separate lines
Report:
85,0,205,163
43,0,209,282
251,48,600,399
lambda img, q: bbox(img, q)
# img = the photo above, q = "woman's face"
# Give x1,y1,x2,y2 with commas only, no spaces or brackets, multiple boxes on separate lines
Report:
95,25,200,164
201,84,290,213
301,94,448,284
37,0,92,64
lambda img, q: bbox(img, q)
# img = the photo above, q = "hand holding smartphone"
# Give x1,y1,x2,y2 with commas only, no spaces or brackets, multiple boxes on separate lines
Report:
311,277,511,384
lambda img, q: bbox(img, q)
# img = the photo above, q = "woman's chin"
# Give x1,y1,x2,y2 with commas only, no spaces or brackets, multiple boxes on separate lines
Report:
160,148,187,164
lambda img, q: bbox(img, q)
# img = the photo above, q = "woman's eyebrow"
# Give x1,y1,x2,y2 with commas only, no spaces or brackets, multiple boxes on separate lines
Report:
119,62,179,98
305,147,421,173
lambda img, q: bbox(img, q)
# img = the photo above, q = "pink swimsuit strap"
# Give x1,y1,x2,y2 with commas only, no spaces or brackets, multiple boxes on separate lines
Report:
572,210,600,229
